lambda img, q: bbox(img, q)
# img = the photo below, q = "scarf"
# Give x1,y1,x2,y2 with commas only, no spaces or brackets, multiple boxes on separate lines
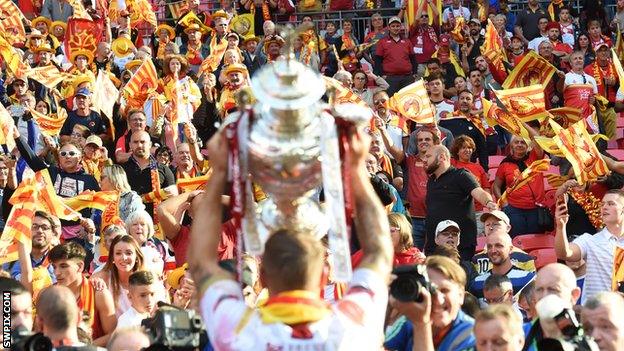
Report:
378,154,394,178
77,277,96,333
250,1,271,21
547,0,563,21
570,189,604,229
591,60,615,94
149,159,164,238
258,290,331,325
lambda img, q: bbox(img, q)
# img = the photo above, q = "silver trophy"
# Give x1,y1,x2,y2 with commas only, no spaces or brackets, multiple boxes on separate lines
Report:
230,25,372,281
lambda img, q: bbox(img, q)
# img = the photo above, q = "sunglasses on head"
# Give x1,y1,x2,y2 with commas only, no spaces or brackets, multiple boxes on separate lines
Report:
60,151,79,157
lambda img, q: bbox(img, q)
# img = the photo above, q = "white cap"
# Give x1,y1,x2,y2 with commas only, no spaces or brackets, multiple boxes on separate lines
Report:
435,220,460,236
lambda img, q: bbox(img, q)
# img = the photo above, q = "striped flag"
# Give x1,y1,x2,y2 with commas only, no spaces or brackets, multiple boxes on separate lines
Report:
123,59,158,98
492,84,548,122
613,247,624,291
67,0,91,19
30,170,81,221
544,173,569,188
554,120,609,185
481,19,507,75
615,28,624,63
30,108,67,137
405,0,441,27
323,77,369,107
141,188,169,203
177,174,210,193
199,35,228,75
387,79,435,125
168,1,187,20
0,34,28,75
612,48,624,86
539,107,583,137
63,190,119,211
0,201,36,264
502,51,557,89
497,159,550,206
27,65,69,90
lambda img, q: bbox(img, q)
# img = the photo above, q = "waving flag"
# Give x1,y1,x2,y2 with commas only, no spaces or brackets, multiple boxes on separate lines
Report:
323,76,369,107
0,104,15,151
615,29,624,63
612,48,624,86
405,0,441,27
554,120,609,185
63,190,119,211
30,108,67,137
0,34,28,75
124,59,158,97
481,19,507,75
199,35,228,75
503,51,557,89
177,174,210,193
65,18,102,64
168,1,187,20
67,0,91,19
497,159,550,206
482,98,530,138
128,0,157,28
387,79,435,125
539,107,583,137
0,0,26,45
28,65,69,90
492,84,548,122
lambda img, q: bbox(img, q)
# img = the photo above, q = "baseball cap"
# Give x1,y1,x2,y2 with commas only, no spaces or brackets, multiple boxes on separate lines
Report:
469,18,481,25
480,210,510,226
594,42,610,51
75,87,91,97
435,220,460,236
388,16,401,25
85,135,102,148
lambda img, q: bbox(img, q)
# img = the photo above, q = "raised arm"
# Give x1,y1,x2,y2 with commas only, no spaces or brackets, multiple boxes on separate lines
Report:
553,194,582,261
375,117,405,163
349,127,393,276
157,190,202,241
188,131,233,295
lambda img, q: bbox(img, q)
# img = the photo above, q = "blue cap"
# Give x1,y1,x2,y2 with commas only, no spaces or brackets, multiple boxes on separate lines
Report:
75,87,91,97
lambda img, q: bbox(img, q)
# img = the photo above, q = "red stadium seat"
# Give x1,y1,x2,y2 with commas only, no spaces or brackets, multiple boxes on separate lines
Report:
606,149,624,161
530,248,558,270
512,234,554,252
617,119,624,128
489,155,505,168
476,236,486,252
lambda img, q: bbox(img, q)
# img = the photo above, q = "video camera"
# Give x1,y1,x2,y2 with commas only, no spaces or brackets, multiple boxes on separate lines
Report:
10,325,52,351
390,264,437,303
536,295,599,351
142,302,207,351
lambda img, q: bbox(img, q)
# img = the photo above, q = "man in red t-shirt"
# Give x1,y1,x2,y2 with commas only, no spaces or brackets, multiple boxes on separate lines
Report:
374,16,418,96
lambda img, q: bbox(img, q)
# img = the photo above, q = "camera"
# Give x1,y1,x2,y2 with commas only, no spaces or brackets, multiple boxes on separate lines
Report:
536,295,599,351
390,264,436,303
11,325,52,351
142,302,207,351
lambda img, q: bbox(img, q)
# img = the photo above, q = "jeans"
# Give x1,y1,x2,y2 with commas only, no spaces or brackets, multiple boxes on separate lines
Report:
503,205,540,237
411,217,426,250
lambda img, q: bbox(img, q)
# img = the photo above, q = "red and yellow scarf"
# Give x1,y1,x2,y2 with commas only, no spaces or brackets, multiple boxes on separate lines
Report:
547,0,563,21
258,290,331,325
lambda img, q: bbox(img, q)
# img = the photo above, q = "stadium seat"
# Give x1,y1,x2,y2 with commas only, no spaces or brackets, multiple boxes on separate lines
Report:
488,167,498,182
489,155,505,168
606,149,624,161
476,236,486,252
512,234,554,252
530,248,558,270
617,118,624,128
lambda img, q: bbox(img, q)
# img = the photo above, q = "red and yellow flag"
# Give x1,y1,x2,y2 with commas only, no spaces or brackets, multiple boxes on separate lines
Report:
497,159,550,206
612,48,624,86
502,51,557,89
0,34,28,75
67,0,91,19
168,1,187,20
405,0,441,27
615,29,624,64
613,247,624,291
387,79,435,125
128,0,157,28
492,84,548,122
0,0,26,45
554,120,609,185
539,107,583,137
482,98,530,138
323,76,369,108
64,18,102,63
28,65,69,90
62,190,119,212
30,108,67,137
199,35,229,75
481,19,507,75
124,59,159,97
141,189,169,204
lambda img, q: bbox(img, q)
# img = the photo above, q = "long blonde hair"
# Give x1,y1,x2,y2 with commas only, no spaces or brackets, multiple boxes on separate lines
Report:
101,165,132,193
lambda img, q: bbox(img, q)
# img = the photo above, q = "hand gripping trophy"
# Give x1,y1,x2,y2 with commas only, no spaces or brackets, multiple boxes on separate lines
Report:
224,24,372,282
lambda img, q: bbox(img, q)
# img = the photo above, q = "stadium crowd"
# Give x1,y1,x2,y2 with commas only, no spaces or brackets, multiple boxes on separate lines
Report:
1,0,624,349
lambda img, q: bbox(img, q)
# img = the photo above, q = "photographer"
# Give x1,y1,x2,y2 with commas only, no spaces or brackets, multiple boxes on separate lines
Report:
189,127,393,348
385,256,475,351
0,278,33,347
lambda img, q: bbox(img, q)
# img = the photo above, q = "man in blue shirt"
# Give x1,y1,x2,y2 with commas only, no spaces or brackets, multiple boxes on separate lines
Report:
385,256,475,351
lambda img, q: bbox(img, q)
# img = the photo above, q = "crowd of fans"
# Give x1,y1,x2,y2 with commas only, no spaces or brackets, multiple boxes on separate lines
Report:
2,0,624,349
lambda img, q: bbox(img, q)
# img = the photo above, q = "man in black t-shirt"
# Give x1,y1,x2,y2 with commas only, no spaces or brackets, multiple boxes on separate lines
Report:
59,88,109,143
424,145,497,260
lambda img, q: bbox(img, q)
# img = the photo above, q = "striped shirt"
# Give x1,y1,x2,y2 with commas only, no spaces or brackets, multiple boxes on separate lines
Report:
574,228,624,303
469,265,536,299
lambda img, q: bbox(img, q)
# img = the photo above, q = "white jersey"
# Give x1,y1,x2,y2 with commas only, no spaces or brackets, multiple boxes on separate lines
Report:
200,269,387,351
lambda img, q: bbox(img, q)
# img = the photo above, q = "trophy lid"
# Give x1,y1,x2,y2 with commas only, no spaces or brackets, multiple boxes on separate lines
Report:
251,26,326,110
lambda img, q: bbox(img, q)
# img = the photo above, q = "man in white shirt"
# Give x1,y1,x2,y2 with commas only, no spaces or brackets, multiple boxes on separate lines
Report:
115,271,158,331
564,50,598,132
189,128,393,350
554,189,624,303
442,0,470,27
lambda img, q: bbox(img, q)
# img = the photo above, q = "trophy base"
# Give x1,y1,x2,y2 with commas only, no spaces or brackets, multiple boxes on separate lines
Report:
256,197,328,241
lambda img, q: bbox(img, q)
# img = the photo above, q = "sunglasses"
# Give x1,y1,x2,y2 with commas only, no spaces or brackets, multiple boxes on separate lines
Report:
60,151,80,157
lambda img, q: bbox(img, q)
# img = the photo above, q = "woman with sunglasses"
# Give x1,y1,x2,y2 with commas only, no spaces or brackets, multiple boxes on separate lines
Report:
12,127,100,242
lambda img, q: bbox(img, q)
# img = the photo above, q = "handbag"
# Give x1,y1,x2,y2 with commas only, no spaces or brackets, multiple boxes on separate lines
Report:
528,183,554,232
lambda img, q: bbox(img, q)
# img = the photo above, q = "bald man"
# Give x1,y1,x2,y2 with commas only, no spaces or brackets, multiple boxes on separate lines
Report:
582,292,624,351
121,130,176,216
107,328,151,351
524,263,581,347
424,145,497,260
469,228,535,298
